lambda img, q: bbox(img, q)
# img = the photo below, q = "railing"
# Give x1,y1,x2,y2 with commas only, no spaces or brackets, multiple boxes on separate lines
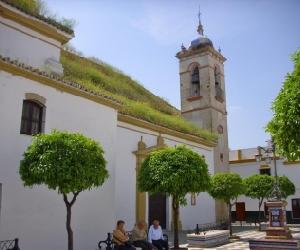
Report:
0,238,20,250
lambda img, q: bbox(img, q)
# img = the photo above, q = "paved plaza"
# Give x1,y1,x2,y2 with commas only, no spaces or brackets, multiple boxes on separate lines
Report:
165,226,300,250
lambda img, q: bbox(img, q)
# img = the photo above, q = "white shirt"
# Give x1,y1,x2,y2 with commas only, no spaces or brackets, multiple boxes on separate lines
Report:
148,225,163,243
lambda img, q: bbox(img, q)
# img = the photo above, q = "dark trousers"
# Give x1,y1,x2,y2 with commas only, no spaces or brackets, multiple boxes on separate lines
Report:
152,239,168,250
133,240,152,250
116,244,136,250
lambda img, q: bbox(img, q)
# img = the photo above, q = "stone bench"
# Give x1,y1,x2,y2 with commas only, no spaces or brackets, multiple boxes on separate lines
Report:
187,230,230,248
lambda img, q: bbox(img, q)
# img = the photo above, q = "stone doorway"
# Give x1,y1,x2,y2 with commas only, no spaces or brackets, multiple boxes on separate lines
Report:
148,193,167,229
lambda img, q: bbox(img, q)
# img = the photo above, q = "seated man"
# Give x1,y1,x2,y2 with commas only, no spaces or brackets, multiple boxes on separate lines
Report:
148,220,168,250
113,220,136,250
132,221,153,250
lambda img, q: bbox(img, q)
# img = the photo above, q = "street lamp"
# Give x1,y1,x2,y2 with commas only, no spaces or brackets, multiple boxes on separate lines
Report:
255,138,281,201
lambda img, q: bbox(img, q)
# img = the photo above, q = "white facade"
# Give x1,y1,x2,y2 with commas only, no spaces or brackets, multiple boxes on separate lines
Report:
115,122,216,231
0,70,118,250
0,4,217,250
230,148,300,223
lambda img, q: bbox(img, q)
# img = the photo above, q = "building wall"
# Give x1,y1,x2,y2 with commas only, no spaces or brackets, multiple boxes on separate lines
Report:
230,148,300,224
0,16,62,70
115,122,216,231
0,70,118,250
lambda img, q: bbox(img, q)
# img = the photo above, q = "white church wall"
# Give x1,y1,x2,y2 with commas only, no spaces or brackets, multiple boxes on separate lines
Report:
0,70,118,250
115,122,216,231
0,16,61,70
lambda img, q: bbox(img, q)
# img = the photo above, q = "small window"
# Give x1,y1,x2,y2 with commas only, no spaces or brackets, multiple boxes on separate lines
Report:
260,168,271,175
190,67,200,97
292,199,300,219
20,100,45,135
220,153,224,162
217,125,224,134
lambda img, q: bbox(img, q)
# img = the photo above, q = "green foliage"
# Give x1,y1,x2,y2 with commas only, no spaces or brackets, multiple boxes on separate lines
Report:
138,145,211,203
279,175,295,199
19,130,108,194
209,173,245,204
266,50,300,161
61,51,217,142
6,0,74,34
244,174,274,201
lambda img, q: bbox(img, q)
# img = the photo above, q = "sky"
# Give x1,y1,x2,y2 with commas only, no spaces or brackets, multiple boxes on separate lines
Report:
45,0,300,150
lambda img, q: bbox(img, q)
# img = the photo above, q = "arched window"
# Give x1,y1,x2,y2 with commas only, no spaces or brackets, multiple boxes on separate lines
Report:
214,66,224,102
214,66,219,86
20,100,45,135
217,125,224,134
190,67,200,97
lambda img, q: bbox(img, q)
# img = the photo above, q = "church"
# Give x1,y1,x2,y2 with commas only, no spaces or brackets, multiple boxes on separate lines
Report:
0,1,228,249
1,1,299,250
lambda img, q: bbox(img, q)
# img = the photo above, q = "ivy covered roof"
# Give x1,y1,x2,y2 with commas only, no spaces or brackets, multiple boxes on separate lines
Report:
61,51,217,142
1,0,74,35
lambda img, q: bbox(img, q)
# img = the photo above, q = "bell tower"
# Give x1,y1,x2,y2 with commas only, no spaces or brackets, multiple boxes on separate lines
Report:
176,12,229,221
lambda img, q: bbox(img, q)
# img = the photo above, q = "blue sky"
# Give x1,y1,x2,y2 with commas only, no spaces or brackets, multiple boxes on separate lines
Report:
45,0,300,150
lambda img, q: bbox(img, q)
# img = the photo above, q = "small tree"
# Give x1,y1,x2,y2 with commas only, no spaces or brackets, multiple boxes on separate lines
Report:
209,173,245,236
243,174,274,230
19,130,108,250
266,50,300,161
138,145,210,249
279,176,295,199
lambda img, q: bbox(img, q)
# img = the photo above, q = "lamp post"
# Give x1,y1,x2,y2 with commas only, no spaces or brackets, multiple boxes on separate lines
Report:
255,138,281,201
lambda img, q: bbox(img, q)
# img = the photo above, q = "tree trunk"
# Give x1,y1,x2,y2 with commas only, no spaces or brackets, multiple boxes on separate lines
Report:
172,196,179,249
63,192,80,250
258,199,263,231
66,204,73,250
228,203,232,236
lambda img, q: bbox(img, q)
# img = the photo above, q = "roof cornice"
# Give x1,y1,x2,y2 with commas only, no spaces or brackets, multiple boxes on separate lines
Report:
0,1,74,44
0,55,121,109
118,114,217,147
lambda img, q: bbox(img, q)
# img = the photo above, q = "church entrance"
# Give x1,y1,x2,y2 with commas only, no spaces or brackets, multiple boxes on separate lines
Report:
148,193,167,229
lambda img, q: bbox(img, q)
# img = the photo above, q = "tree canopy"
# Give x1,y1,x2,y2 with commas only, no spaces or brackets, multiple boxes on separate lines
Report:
279,175,295,199
209,172,245,235
266,50,300,161
244,174,274,201
209,173,245,204
138,145,211,202
243,174,274,229
19,130,108,250
138,145,210,248
20,130,108,193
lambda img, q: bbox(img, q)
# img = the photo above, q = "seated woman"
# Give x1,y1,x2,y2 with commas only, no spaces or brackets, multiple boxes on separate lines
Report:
132,221,153,250
113,220,136,250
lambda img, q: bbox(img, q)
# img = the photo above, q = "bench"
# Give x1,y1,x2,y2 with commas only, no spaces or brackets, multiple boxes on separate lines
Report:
0,238,20,250
98,232,169,250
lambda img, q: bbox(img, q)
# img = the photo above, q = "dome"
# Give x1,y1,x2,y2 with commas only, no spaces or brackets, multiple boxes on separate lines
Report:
190,37,213,49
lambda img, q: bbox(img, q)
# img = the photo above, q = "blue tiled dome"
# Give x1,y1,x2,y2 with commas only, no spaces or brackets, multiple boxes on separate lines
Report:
190,37,213,49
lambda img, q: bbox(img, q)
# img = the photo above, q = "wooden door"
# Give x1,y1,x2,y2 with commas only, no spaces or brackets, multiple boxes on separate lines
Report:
236,202,246,221
292,199,300,219
148,193,167,229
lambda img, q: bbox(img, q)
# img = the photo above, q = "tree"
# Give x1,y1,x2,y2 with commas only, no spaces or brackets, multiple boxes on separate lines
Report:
279,175,295,199
138,145,210,249
266,50,300,161
243,174,274,230
19,130,108,250
209,173,245,236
